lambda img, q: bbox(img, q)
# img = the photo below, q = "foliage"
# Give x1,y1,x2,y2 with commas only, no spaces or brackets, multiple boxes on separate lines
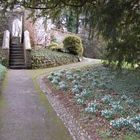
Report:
64,7,80,33
110,115,140,132
1,0,139,68
48,65,140,138
47,42,63,52
0,48,8,67
85,101,100,113
101,95,112,104
63,35,83,56
0,11,9,46
101,109,114,120
76,98,85,105
95,1,140,68
58,81,68,91
31,49,78,69
0,64,6,81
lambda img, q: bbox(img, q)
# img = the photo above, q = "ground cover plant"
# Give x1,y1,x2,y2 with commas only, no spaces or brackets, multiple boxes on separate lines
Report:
47,65,140,139
31,49,79,69
0,64,6,81
0,64,6,89
0,48,8,67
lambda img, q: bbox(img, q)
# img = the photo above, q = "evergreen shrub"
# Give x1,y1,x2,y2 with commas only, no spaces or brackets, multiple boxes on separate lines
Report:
48,43,63,52
63,35,83,56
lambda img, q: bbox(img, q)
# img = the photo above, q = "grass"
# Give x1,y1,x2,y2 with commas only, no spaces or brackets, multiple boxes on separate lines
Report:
0,64,6,81
0,64,7,109
47,64,140,139
31,49,79,69
26,69,72,140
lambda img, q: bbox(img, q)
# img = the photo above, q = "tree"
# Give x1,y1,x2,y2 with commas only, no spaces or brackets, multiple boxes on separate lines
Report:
1,0,140,68
0,11,9,46
92,1,140,68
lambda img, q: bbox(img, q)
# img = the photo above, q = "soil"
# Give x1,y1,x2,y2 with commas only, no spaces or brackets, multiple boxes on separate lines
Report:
41,77,104,140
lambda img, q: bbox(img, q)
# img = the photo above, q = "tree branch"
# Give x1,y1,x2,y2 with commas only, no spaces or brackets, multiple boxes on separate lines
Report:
24,1,60,10
60,0,88,7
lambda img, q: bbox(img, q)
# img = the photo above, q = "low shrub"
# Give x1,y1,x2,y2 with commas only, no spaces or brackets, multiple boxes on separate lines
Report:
63,35,83,56
31,49,79,69
0,64,6,80
0,48,8,67
48,43,63,52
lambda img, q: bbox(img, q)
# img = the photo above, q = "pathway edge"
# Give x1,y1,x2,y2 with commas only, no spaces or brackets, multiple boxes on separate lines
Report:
37,75,92,140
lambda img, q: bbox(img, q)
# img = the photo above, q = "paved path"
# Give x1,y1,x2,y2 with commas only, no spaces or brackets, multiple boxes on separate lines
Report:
28,58,101,79
0,70,72,140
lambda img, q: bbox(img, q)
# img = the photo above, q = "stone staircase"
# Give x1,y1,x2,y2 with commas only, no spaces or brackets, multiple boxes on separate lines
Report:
2,31,31,69
9,43,26,69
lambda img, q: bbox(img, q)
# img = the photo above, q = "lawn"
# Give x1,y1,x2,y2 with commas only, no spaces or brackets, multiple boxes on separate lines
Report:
31,49,79,69
47,64,140,139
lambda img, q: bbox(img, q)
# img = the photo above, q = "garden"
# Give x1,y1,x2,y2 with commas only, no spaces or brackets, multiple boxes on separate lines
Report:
0,1,139,139
46,64,140,139
31,35,83,69
31,49,79,69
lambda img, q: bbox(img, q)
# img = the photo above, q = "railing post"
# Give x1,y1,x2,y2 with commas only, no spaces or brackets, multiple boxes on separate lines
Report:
24,30,32,68
2,30,10,67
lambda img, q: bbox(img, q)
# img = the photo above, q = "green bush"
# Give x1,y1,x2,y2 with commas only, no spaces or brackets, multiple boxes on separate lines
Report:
31,49,79,69
63,35,83,56
48,43,63,52
48,42,58,49
0,64,6,80
0,48,8,67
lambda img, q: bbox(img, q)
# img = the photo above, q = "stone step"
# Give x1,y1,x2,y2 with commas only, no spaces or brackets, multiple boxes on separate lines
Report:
10,52,24,55
10,46,23,49
10,50,23,53
10,52,23,55
9,42,26,69
10,54,24,57
10,44,23,47
9,63,25,67
10,56,24,59
9,65,26,69
10,44,20,46
10,60,25,63
10,59,25,63
10,56,24,60
10,56,24,58
10,48,23,51
11,37,20,45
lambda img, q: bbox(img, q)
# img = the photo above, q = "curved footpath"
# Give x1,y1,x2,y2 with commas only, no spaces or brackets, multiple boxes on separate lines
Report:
0,58,101,140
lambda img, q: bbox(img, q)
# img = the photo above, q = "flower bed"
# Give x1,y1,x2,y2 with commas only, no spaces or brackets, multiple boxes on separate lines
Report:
47,65,140,139
31,49,79,69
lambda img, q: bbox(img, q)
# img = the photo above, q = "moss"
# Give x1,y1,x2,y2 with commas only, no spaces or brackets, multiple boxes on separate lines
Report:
27,70,72,140
0,71,8,109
